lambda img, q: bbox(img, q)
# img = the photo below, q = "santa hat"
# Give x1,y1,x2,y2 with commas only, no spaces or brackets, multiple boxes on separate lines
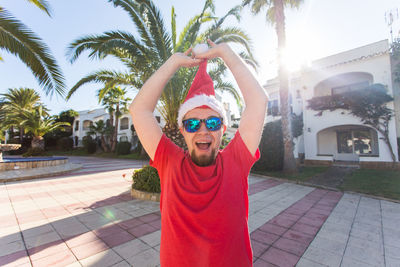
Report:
177,60,227,128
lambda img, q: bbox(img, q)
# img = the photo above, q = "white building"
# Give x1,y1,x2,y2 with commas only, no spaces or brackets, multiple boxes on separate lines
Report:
73,93,233,147
265,40,399,167
72,108,165,147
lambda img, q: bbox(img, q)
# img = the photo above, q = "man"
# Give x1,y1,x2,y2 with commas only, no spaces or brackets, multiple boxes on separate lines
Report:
130,40,268,267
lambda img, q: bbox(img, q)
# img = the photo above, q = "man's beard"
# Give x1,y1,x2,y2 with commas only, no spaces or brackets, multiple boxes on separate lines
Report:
190,148,217,166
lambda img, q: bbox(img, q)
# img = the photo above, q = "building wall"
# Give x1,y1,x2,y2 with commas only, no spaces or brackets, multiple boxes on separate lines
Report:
391,56,400,138
302,50,398,162
317,130,336,155
264,40,399,163
72,108,165,147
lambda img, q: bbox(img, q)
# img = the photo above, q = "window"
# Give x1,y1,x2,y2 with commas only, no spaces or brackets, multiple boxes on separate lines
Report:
82,120,93,131
74,120,79,131
331,81,369,95
267,100,280,116
337,131,353,153
353,130,372,155
120,117,129,130
337,129,375,155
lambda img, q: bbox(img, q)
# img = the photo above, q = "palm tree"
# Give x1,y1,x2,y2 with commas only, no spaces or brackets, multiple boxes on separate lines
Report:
98,86,131,152
0,88,44,143
0,0,65,96
20,105,70,150
242,0,303,173
87,120,112,152
66,0,257,148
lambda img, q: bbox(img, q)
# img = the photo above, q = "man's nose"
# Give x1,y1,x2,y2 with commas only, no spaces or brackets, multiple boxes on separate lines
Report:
197,122,209,133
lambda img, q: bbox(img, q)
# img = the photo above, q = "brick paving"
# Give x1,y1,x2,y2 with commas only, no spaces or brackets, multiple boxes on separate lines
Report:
0,156,399,266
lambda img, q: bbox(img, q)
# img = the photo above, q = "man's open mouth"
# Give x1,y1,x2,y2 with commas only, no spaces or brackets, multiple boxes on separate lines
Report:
195,141,211,150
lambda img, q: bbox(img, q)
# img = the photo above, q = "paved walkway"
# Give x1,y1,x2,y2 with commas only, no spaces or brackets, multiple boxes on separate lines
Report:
0,157,399,267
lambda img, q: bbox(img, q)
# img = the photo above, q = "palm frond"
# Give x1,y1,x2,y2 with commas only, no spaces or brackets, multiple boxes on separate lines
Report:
202,0,216,14
212,5,242,29
175,13,213,52
26,0,52,16
239,51,259,70
266,5,275,23
171,6,177,50
207,27,255,60
67,70,136,100
0,9,65,97
251,0,270,15
215,81,243,109
67,31,152,64
135,0,172,60
286,0,304,9
108,0,154,49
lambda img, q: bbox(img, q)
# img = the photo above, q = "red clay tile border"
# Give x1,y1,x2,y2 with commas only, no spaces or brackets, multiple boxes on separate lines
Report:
249,179,283,195
1,211,161,266
251,188,343,266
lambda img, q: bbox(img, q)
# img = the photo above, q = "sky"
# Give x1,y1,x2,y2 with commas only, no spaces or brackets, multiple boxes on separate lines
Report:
1,0,399,117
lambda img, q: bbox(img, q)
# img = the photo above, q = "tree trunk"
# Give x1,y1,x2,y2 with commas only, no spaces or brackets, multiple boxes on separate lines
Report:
100,135,109,152
274,0,297,174
111,105,119,152
31,136,45,150
377,128,397,165
163,122,187,150
19,126,24,143
108,110,115,152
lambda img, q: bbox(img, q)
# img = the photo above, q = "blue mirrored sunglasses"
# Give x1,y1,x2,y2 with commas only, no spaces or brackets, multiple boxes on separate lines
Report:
182,116,223,133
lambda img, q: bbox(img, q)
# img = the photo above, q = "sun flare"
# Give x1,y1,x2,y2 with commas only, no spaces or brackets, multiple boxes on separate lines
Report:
281,30,322,72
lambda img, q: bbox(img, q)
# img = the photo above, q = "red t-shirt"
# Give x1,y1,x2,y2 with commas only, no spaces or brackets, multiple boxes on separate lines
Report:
150,131,259,267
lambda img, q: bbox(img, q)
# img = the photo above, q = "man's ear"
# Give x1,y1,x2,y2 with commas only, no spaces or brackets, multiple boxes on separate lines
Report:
223,125,227,134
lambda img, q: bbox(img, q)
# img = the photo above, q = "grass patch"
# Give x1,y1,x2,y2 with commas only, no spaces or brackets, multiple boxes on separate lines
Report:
46,149,147,160
340,169,400,201
252,166,329,182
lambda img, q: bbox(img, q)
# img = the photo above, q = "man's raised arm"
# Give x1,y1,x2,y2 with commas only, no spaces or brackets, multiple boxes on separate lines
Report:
129,50,202,160
195,40,268,155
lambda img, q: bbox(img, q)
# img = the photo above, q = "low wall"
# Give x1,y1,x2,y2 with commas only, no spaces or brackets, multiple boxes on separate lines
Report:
131,188,160,202
304,160,333,166
0,157,68,171
360,161,400,170
305,159,400,170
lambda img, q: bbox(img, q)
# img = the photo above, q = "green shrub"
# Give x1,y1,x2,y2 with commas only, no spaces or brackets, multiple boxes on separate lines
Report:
23,147,46,157
253,120,284,171
132,166,160,193
116,141,131,155
220,133,231,149
57,137,73,151
82,136,97,154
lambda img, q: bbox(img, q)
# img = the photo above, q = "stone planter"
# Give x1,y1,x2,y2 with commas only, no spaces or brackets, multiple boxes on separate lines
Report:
0,144,21,162
131,188,160,202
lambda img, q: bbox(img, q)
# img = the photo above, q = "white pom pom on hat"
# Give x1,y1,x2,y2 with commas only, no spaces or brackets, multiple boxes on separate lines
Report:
177,60,227,128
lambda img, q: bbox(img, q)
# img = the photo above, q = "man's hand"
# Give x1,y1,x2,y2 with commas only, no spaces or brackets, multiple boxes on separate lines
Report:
174,48,203,68
192,39,230,61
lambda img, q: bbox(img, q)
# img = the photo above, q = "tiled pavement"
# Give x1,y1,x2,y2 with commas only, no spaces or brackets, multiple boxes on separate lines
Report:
1,157,399,267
